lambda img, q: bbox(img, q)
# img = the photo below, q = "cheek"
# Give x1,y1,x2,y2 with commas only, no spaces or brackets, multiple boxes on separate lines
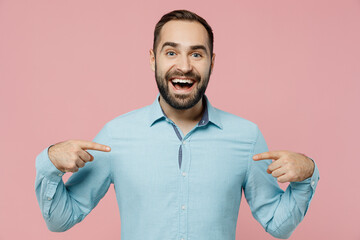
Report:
198,66,211,78
156,60,172,73
195,60,211,72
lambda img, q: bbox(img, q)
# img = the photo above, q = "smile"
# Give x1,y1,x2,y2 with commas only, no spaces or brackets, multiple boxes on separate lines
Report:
169,77,196,92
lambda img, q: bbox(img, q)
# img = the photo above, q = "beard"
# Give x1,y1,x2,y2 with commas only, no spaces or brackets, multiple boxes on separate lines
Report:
155,63,211,110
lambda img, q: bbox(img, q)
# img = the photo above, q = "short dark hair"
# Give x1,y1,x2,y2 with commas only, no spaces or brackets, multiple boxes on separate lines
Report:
153,9,214,57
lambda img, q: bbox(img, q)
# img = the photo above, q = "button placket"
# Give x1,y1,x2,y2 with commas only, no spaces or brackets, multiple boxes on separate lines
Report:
178,137,190,240
170,121,195,240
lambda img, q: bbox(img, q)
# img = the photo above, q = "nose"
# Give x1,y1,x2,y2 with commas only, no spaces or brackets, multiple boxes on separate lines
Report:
176,55,192,73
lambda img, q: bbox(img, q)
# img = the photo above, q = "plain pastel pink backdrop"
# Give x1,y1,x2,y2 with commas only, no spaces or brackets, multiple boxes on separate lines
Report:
1,0,359,239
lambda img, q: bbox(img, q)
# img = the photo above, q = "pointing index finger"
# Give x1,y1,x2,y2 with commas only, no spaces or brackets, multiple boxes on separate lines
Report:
77,140,111,152
253,151,281,161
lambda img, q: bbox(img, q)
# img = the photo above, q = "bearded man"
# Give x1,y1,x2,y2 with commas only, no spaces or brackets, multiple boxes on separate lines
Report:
35,9,319,240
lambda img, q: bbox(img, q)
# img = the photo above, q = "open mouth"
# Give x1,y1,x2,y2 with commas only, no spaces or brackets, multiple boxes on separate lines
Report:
169,78,195,91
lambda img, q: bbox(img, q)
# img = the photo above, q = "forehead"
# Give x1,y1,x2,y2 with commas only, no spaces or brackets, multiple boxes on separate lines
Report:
158,20,209,51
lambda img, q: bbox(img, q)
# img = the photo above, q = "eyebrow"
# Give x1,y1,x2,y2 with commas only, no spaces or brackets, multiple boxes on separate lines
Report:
160,41,209,55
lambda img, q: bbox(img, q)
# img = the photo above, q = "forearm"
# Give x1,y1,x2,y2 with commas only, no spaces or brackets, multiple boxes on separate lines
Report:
35,146,87,232
264,161,320,238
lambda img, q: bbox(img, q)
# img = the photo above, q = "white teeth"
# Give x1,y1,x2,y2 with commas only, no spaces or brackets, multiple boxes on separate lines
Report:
171,78,194,84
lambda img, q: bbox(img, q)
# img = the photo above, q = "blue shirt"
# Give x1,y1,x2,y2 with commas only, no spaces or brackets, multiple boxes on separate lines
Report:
35,94,320,239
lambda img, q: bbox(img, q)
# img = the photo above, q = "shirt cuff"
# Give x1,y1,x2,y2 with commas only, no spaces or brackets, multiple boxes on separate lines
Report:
35,145,65,182
290,157,320,191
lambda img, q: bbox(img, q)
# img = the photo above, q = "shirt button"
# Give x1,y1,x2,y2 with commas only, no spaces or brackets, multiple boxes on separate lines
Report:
182,140,186,145
58,173,63,176
181,205,186,210
181,238,185,240
311,180,315,186
182,172,186,177
47,197,52,201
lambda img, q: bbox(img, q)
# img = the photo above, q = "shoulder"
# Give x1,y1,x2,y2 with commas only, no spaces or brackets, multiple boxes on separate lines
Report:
214,107,260,142
102,104,152,134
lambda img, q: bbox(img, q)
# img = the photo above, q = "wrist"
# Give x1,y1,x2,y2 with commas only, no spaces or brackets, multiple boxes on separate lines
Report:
307,157,315,179
47,144,64,172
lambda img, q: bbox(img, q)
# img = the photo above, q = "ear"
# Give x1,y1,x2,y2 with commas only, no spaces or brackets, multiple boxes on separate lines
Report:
149,49,155,72
210,53,216,75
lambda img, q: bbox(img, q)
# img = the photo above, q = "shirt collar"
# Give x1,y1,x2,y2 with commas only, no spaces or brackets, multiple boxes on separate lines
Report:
148,93,223,129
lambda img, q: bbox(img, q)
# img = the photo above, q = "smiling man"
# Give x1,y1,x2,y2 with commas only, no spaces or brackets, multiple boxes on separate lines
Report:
35,9,320,240
151,19,215,136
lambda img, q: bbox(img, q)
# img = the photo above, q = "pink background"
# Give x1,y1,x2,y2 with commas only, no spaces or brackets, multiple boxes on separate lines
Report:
1,0,359,239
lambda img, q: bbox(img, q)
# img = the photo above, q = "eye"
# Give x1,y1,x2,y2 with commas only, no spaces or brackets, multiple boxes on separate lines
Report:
192,52,202,58
166,51,176,56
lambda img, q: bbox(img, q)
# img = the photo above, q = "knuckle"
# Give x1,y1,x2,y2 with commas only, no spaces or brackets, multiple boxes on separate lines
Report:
278,176,287,183
288,171,296,179
70,140,80,148
67,162,77,169
67,140,76,146
75,150,82,156
283,150,290,156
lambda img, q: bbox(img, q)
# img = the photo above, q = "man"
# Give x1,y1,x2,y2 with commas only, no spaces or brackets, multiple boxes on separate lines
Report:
35,9,319,239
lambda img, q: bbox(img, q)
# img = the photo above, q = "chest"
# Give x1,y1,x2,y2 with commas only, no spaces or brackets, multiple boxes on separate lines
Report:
109,128,253,197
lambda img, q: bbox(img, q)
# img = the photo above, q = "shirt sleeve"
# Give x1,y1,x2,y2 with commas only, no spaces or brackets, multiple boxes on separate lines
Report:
34,123,113,232
242,126,320,239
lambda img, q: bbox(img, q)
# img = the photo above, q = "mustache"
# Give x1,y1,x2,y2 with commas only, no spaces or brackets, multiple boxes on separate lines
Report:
165,70,201,82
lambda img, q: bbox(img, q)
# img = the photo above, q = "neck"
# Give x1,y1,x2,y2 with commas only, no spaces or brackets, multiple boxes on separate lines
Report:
158,95,205,125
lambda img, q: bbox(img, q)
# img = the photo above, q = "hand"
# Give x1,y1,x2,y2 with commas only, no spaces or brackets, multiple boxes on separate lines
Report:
48,140,111,173
253,150,315,183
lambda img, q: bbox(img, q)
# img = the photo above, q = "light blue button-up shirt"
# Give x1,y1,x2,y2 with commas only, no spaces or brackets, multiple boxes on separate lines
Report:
35,94,319,239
